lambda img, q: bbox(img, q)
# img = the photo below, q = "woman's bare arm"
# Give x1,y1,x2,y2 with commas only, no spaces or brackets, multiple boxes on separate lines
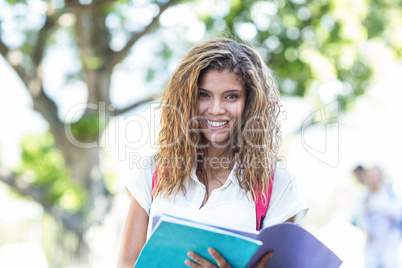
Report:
117,190,149,268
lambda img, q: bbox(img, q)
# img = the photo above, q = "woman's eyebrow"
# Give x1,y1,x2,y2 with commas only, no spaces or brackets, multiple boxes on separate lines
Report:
198,88,242,93
224,89,242,93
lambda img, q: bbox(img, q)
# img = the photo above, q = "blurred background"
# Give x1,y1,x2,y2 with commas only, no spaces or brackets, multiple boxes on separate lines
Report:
1,0,401,267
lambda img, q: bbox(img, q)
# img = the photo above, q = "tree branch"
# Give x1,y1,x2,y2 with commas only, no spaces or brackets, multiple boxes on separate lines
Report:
0,38,9,57
111,92,161,116
32,86,73,152
0,167,52,210
0,166,85,233
0,41,66,148
110,0,180,68
31,86,60,125
31,12,61,66
0,39,32,88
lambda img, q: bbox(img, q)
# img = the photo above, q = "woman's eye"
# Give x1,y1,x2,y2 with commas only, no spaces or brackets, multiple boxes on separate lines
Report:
199,92,209,98
226,94,239,100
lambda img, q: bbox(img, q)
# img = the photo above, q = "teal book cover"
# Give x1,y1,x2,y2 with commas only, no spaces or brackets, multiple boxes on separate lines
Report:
134,215,262,268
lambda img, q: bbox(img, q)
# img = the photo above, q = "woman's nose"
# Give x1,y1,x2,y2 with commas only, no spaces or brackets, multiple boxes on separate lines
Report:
208,98,225,114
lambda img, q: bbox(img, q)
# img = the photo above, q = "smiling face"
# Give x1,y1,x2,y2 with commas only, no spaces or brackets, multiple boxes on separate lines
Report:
197,69,246,148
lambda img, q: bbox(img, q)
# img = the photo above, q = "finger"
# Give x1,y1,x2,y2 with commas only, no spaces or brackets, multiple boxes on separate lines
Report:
184,259,202,268
187,251,217,268
208,248,231,268
256,251,274,268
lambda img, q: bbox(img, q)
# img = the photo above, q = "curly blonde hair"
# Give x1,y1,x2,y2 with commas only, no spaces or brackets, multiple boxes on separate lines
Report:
154,38,281,202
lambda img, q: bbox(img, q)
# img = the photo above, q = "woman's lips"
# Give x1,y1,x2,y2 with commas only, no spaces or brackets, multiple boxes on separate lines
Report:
204,119,230,130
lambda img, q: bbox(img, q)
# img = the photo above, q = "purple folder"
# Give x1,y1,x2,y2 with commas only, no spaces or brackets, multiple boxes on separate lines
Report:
247,222,342,268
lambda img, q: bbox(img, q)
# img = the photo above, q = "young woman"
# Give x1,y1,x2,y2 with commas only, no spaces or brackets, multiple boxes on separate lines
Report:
117,38,308,268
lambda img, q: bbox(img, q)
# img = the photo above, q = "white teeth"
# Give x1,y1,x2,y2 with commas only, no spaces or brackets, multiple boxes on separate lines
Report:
206,120,228,127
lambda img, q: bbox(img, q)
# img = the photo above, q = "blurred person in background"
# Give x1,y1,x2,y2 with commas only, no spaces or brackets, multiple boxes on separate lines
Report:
353,165,402,268
353,165,365,184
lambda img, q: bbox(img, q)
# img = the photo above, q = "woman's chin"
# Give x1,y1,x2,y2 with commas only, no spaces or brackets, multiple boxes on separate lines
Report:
205,137,231,148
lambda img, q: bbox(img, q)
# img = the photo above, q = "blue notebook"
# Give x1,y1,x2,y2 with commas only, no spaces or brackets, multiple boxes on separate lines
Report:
135,214,261,268
134,214,342,268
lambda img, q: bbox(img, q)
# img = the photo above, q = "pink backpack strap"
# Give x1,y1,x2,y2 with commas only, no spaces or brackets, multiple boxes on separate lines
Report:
152,169,158,197
254,172,274,231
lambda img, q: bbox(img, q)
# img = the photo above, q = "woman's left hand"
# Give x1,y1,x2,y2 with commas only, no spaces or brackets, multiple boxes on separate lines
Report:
185,248,231,268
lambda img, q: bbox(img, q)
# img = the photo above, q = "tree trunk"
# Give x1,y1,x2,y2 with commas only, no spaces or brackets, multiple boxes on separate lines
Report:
0,0,179,265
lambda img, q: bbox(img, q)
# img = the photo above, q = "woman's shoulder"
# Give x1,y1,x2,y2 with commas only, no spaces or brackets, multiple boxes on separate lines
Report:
141,154,157,175
125,154,158,192
274,166,295,183
265,166,308,225
134,153,157,174
124,154,158,215
271,166,301,195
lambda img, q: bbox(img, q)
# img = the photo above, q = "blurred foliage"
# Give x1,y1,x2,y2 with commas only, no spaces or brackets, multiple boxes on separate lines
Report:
196,0,402,111
70,115,101,142
17,132,86,212
104,169,118,194
2,0,400,113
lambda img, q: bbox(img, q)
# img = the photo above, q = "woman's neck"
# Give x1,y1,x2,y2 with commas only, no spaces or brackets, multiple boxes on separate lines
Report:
206,144,227,158
197,145,232,196
204,144,232,172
